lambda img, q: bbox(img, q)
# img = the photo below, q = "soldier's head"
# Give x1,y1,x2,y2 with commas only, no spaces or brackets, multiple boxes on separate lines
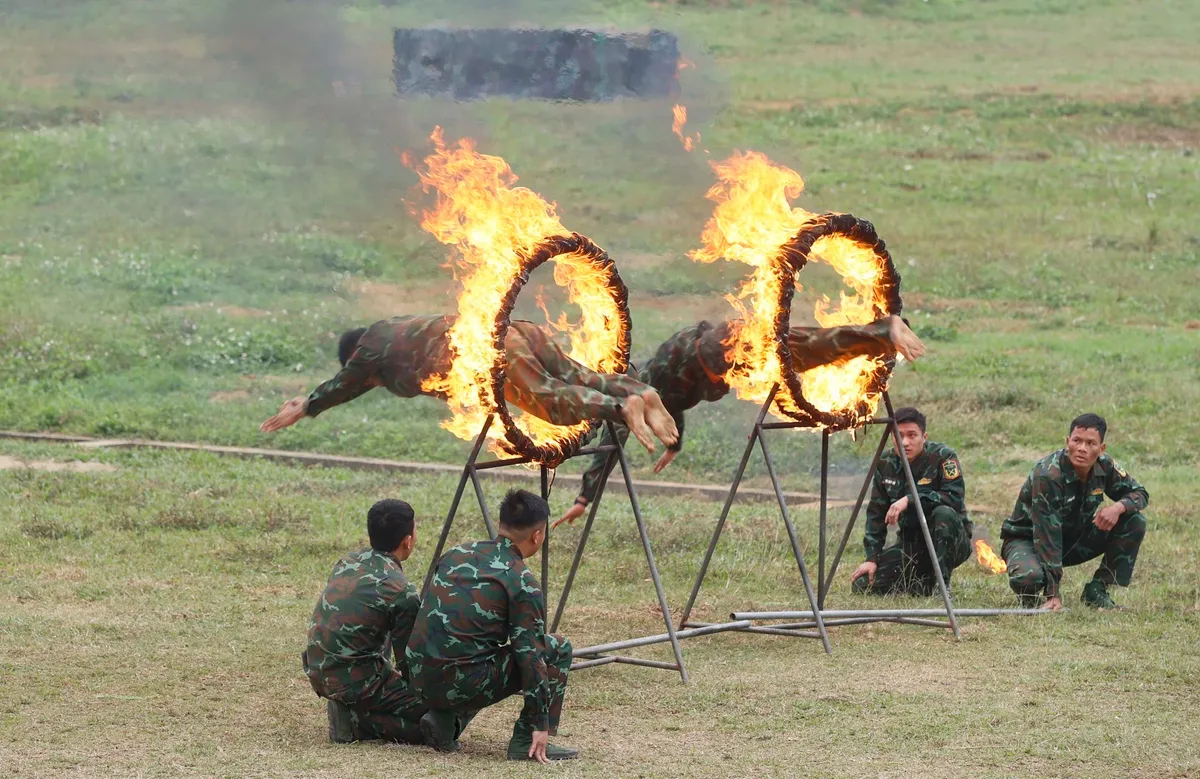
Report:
367,498,416,561
497,488,550,558
338,327,368,367
1066,413,1107,474
893,406,927,463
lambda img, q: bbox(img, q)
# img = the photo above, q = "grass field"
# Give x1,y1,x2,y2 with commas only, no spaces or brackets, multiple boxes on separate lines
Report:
2,0,1200,776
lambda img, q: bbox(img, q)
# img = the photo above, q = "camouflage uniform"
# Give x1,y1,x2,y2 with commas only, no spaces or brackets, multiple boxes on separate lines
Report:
302,548,427,742
577,320,895,502
857,441,973,595
405,537,571,740
305,316,645,427
1000,450,1149,599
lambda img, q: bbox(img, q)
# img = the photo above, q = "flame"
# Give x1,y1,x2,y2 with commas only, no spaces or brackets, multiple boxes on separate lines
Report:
672,104,700,152
409,128,625,457
974,539,1007,574
689,150,893,423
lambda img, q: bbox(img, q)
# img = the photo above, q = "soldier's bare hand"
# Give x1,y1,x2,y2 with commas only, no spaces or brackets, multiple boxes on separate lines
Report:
1092,503,1124,532
1040,596,1063,612
530,730,550,764
259,396,308,433
653,449,677,474
885,496,909,525
850,561,877,586
553,503,587,529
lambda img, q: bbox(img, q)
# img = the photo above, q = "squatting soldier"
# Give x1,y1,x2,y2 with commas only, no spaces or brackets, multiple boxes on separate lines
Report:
1001,413,1149,610
258,315,678,454
303,499,426,743
849,407,973,596
557,315,927,526
406,489,578,763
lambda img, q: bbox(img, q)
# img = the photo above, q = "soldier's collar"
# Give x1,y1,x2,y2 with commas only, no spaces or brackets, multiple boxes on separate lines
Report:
496,535,524,558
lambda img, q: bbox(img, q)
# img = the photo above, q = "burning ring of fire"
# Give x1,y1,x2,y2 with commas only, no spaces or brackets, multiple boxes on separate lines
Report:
774,213,903,430
490,234,632,465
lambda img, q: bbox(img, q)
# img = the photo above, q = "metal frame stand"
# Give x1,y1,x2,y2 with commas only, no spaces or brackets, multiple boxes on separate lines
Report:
677,389,1037,649
422,418,714,682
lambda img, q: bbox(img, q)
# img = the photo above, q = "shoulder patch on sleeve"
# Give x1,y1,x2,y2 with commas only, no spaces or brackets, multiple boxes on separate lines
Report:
942,458,961,480
1113,460,1128,478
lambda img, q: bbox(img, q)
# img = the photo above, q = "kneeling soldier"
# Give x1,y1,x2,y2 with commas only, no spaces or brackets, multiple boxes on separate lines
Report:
850,407,973,596
1001,413,1149,610
406,489,578,763
303,499,426,743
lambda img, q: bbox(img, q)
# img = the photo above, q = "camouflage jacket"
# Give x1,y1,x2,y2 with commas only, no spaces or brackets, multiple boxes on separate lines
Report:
1001,450,1149,598
864,441,970,563
578,319,895,503
305,315,454,418
405,537,553,729
303,547,421,703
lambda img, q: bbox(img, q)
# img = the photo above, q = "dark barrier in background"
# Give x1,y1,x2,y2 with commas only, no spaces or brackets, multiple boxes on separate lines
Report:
394,28,680,101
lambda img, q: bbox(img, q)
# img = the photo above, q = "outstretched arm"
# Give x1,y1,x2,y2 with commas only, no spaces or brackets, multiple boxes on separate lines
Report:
260,338,382,433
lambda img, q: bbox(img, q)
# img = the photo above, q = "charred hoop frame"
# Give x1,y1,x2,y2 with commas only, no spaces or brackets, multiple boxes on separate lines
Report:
488,232,632,466
771,212,903,430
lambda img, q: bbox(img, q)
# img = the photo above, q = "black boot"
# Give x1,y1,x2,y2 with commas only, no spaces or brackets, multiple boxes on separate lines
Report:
420,709,461,753
326,700,357,744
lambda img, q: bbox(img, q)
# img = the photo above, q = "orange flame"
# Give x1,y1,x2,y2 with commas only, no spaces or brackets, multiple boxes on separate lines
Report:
974,539,1007,574
409,128,626,456
688,151,892,421
672,104,700,152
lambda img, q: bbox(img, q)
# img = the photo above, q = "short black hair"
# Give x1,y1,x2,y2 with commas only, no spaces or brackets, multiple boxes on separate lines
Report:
338,327,368,367
367,499,414,552
893,406,926,433
498,489,549,533
1069,413,1107,442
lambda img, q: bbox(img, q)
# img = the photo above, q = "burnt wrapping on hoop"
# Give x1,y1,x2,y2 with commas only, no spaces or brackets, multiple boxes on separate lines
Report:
488,233,632,467
772,213,903,430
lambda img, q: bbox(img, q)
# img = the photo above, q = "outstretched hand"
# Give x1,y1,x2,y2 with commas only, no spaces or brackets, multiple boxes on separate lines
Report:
553,502,587,530
653,449,678,474
259,396,308,433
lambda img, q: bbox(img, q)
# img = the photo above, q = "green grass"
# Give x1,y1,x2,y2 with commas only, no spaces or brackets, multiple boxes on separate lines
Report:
2,0,1200,775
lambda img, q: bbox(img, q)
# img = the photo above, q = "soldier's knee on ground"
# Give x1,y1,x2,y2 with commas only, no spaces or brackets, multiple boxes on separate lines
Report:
1007,567,1044,594
1117,511,1148,540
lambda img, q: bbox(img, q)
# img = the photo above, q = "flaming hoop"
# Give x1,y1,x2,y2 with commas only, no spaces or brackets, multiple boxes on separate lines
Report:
691,150,902,431
773,213,902,429
489,234,631,464
412,129,631,466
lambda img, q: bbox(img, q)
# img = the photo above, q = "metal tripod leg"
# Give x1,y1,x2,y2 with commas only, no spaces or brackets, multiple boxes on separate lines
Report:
757,424,832,654
678,389,776,628
551,448,617,633
818,430,830,609
614,430,688,683
541,465,550,607
883,394,961,639
423,416,492,595
820,424,891,604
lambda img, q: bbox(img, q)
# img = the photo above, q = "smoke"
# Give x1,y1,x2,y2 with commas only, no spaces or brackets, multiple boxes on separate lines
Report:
195,0,730,251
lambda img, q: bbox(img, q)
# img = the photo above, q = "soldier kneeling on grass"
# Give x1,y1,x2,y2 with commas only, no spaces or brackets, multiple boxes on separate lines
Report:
302,499,427,744
849,406,973,596
1001,413,1149,611
405,489,579,763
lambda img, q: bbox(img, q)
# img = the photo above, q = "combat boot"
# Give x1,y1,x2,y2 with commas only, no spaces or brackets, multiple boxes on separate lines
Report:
506,723,580,761
1082,579,1117,609
419,709,461,753
326,700,357,744
851,574,870,594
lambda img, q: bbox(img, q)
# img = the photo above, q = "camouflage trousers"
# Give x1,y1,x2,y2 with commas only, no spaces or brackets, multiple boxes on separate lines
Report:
412,633,572,737
1002,512,1147,595
503,322,646,427
858,506,973,596
302,652,427,743
786,320,894,373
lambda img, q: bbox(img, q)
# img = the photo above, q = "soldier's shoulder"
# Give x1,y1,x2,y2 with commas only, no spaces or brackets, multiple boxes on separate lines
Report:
1033,450,1066,480
1097,453,1131,478
928,441,959,460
